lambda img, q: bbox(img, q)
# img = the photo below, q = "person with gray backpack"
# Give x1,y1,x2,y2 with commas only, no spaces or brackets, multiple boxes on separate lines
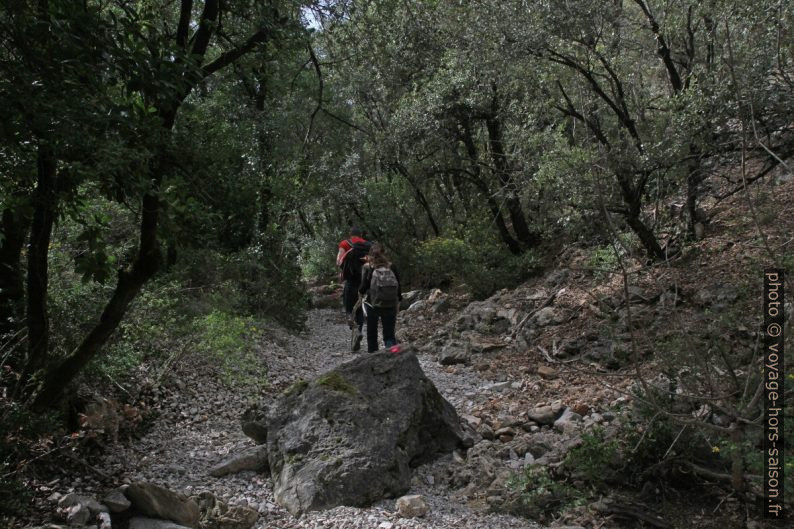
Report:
358,243,402,353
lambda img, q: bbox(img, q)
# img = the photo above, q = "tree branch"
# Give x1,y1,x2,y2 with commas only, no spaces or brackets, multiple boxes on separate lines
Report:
190,0,219,58
176,0,193,49
304,44,323,146
202,27,269,78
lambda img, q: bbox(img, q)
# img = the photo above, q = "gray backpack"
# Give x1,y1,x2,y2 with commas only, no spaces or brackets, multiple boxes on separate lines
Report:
369,266,399,308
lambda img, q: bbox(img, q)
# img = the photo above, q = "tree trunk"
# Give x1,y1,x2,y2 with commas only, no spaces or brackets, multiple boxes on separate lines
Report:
21,146,58,389
0,206,31,342
485,89,538,248
459,121,522,255
730,423,745,493
685,144,704,238
394,164,441,237
32,190,162,411
615,168,666,260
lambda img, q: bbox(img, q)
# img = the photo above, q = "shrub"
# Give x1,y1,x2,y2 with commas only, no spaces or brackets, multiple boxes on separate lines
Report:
414,237,475,288
194,310,266,390
564,426,620,486
503,466,586,521
414,236,541,299
300,238,339,281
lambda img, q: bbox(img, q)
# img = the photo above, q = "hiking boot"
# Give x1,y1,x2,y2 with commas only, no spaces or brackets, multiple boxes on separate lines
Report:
352,329,363,352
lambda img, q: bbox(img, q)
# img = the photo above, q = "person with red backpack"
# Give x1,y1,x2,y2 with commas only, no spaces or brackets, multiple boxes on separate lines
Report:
358,244,402,353
337,227,371,351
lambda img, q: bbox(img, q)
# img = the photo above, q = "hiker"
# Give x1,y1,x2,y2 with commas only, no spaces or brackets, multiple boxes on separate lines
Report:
337,227,371,351
359,244,402,353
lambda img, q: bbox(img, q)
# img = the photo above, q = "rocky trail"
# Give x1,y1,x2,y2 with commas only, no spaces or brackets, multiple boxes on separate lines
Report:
59,308,545,529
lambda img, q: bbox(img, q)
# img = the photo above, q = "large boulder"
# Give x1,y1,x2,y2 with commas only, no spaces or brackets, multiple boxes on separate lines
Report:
247,348,464,516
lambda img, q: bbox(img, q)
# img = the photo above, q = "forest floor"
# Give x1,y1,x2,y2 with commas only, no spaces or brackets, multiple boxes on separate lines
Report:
24,309,544,529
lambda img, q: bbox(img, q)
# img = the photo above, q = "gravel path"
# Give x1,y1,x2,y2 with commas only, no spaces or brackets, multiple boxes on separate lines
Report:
99,309,543,529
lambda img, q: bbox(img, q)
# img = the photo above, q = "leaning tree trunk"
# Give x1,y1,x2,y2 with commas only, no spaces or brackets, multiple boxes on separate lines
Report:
617,168,666,260
32,188,162,411
33,122,169,411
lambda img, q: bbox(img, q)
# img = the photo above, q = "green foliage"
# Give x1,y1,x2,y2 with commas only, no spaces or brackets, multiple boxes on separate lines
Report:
564,427,620,485
587,246,619,280
235,247,309,330
414,237,474,287
194,310,266,390
414,236,541,298
300,239,340,281
94,278,191,380
503,466,587,521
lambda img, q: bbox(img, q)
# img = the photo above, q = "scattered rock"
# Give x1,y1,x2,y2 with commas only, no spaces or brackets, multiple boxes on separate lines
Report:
537,365,557,380
438,341,471,366
395,495,429,518
528,401,565,425
208,446,268,477
571,403,590,416
125,482,200,528
533,307,562,327
432,298,450,313
103,488,131,513
406,300,427,313
478,423,495,440
98,512,112,529
484,381,511,392
495,427,516,443
460,414,482,428
67,504,91,526
553,408,583,434
400,290,426,310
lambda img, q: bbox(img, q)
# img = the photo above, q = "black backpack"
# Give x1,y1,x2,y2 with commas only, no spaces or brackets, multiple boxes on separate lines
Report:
341,239,372,281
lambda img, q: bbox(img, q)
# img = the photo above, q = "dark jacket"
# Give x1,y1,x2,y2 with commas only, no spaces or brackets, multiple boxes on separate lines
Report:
359,263,402,303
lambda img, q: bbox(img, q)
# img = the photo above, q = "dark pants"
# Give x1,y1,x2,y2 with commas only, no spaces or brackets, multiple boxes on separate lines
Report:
365,305,397,353
343,279,364,331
